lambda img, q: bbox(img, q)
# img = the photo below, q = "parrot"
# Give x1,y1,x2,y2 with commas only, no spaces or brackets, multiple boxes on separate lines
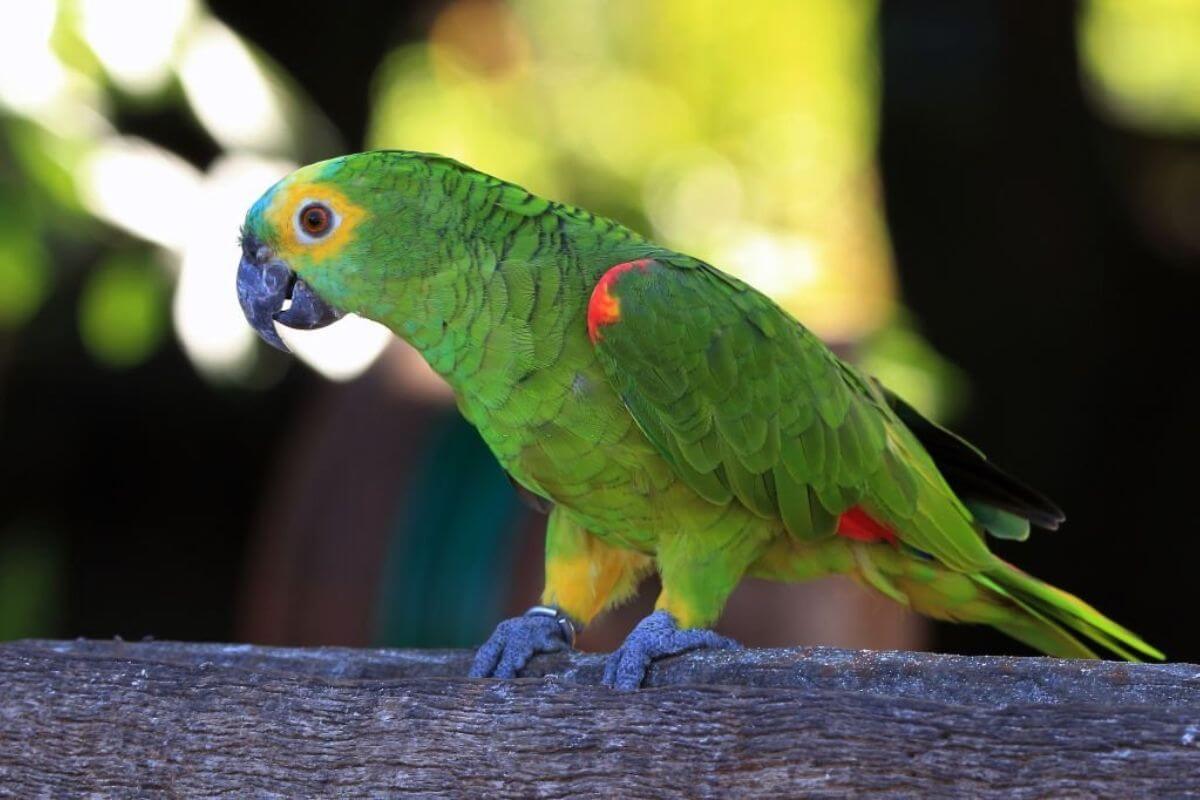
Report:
236,150,1162,689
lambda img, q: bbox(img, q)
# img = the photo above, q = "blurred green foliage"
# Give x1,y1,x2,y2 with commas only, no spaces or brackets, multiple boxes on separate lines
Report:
0,528,61,641
79,253,167,368
0,205,50,330
1081,0,1200,133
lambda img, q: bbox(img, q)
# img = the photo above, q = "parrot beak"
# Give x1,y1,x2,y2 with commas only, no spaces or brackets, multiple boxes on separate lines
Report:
236,235,344,353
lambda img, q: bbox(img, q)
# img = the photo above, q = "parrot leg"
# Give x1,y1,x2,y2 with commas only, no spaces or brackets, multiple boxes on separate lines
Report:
601,609,741,690
540,509,654,625
469,508,654,680
468,605,577,679
599,522,764,689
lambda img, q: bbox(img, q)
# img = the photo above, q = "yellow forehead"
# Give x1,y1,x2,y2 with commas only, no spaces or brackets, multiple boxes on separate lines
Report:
265,176,367,263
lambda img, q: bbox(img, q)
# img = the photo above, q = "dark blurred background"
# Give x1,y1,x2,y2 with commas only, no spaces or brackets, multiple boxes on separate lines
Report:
1,1,1196,661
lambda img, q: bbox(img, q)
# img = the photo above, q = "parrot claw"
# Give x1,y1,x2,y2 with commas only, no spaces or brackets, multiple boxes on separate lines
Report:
602,610,741,691
469,606,577,679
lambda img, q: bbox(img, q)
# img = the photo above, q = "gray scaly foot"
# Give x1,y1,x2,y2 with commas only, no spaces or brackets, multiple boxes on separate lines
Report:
469,606,578,679
602,609,741,690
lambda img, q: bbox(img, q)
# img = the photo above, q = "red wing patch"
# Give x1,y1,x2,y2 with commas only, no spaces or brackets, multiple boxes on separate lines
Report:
587,259,653,343
837,506,898,545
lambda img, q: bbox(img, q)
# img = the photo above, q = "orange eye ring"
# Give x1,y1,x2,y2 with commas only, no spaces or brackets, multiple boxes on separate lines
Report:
299,203,332,237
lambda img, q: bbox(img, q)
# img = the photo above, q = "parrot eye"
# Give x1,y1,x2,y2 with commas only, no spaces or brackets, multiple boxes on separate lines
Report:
298,203,333,238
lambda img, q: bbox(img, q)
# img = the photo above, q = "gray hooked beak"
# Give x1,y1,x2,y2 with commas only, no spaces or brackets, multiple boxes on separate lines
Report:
236,234,344,352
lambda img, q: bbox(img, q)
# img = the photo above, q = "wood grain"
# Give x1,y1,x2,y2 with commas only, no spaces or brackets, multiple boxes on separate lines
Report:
1,639,1198,798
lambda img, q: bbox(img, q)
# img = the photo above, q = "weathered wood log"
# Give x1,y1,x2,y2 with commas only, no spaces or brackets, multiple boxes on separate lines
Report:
1,639,1198,798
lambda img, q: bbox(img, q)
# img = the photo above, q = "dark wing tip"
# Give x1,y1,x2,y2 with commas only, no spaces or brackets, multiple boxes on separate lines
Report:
881,384,1066,531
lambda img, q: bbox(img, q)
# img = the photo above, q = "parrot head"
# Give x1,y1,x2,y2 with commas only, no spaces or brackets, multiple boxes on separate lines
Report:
236,150,454,351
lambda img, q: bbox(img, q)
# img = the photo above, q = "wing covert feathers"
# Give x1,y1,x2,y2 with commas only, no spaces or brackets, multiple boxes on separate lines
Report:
588,257,993,570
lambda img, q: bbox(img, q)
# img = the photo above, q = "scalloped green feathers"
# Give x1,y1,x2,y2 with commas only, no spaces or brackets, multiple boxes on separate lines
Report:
588,257,980,562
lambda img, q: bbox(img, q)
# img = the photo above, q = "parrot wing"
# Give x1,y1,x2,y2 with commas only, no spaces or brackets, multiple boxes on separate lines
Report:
587,256,996,573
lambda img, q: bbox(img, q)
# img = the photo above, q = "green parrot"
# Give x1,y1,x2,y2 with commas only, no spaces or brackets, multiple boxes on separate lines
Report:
236,150,1161,689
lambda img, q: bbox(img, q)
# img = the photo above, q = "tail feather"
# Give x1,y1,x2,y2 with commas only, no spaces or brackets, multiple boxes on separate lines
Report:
972,574,1099,659
978,561,1164,662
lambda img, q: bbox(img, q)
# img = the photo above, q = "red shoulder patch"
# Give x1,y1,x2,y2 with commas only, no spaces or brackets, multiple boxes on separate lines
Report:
837,506,898,545
587,259,652,343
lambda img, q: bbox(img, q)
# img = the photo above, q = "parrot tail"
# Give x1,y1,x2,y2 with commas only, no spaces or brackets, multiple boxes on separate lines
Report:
974,561,1164,662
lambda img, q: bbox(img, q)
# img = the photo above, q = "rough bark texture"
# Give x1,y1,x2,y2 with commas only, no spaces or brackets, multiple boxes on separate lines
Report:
1,640,1198,798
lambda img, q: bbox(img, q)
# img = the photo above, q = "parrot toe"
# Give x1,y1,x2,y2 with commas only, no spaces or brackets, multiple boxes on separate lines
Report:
468,609,573,679
602,610,741,690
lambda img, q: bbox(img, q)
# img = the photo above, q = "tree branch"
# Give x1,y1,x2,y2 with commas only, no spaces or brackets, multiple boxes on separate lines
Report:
1,639,1197,797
